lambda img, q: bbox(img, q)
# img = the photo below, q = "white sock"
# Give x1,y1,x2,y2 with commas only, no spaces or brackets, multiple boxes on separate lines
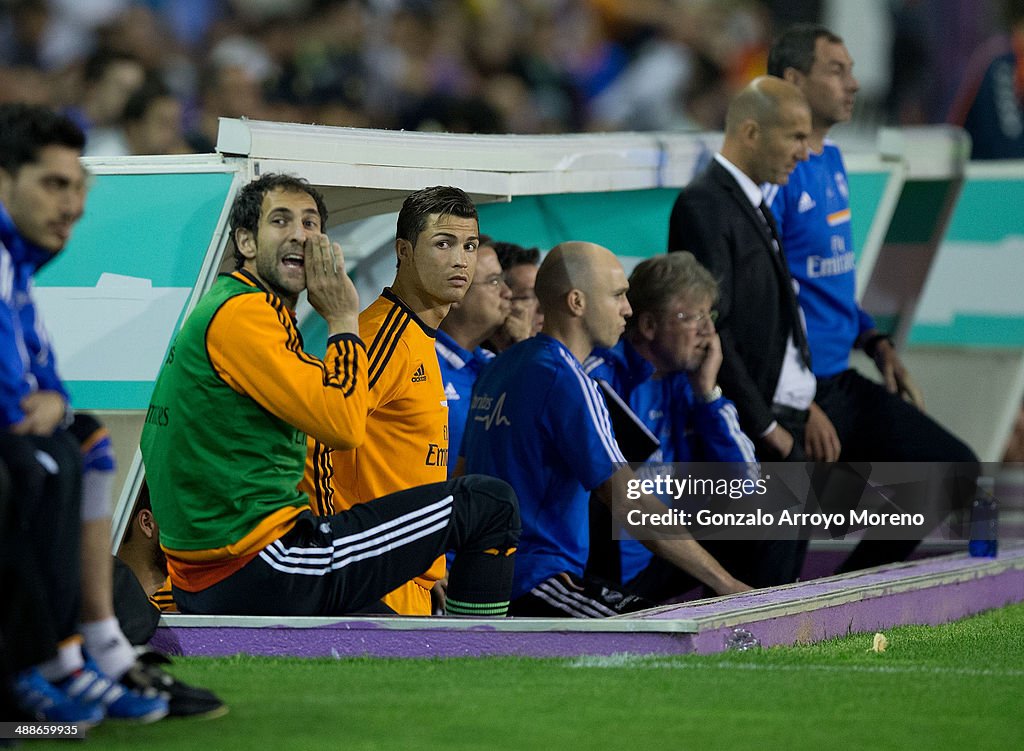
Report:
80,425,115,521
81,617,135,678
80,469,114,521
38,640,85,683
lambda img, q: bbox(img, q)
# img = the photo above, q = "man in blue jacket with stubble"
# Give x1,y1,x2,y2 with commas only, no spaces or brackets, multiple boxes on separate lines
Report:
1,103,218,724
765,24,979,572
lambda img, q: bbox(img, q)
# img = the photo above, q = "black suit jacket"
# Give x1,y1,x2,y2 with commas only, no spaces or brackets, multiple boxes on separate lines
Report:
667,158,805,438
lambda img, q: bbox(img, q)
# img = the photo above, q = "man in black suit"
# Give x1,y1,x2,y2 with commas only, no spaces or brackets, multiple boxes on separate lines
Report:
669,76,838,464
667,77,825,585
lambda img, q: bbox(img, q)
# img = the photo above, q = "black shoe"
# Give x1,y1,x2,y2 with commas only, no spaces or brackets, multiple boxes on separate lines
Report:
127,650,228,720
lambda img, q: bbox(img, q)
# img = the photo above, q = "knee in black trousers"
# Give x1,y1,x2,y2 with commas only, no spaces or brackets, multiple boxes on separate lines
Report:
447,474,521,554
0,431,82,647
67,413,103,445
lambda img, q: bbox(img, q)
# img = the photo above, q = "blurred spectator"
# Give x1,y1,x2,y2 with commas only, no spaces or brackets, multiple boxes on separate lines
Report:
0,0,51,68
86,74,191,155
885,0,997,126
144,0,228,51
187,35,275,150
93,4,177,71
34,0,134,70
586,0,770,132
362,2,444,128
121,76,191,154
264,1,368,119
0,1,57,105
556,0,630,125
948,0,1024,158
0,64,53,105
466,2,576,132
587,16,696,130
65,48,146,152
674,53,730,131
883,0,933,125
401,92,504,133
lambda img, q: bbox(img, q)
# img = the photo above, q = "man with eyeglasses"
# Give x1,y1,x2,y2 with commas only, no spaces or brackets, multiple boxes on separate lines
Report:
585,253,801,597
437,240,511,478
487,241,544,352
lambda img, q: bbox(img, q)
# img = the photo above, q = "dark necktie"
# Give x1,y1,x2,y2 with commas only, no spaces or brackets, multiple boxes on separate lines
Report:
758,201,812,369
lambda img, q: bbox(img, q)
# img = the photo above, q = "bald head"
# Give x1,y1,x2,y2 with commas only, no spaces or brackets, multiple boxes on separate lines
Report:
725,76,807,134
536,242,606,311
536,241,631,353
721,76,811,186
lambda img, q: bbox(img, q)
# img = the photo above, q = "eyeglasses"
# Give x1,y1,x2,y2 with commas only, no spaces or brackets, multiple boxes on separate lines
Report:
671,309,718,328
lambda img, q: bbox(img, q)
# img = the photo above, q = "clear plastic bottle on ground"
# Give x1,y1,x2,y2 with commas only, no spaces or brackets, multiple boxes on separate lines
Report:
968,475,998,558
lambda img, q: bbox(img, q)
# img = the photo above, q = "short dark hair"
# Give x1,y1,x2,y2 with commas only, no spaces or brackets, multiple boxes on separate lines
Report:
767,24,844,78
229,173,328,269
395,185,477,244
83,48,142,85
492,241,541,270
0,103,86,176
121,75,172,124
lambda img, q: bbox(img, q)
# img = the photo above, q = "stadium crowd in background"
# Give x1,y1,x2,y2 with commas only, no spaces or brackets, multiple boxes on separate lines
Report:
0,0,1014,153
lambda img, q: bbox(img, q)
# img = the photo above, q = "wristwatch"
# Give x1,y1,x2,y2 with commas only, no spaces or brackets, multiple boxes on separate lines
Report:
701,385,723,403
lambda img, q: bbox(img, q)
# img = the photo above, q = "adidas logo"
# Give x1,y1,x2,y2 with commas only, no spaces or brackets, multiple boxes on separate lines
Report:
444,382,460,400
797,191,816,213
411,364,427,383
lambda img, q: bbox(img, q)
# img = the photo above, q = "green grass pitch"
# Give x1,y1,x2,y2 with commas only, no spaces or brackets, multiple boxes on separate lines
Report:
85,602,1024,750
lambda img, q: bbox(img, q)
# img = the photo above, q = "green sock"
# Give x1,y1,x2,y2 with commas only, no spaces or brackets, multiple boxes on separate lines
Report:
445,548,516,617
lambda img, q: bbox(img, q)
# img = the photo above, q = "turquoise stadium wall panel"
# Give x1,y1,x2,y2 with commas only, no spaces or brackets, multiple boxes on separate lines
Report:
34,170,235,410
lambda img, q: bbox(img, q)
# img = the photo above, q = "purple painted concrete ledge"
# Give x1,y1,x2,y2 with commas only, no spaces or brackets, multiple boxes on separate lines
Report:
152,547,1024,659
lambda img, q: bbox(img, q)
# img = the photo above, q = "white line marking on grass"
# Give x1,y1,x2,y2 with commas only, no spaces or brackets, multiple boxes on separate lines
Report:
567,655,1024,678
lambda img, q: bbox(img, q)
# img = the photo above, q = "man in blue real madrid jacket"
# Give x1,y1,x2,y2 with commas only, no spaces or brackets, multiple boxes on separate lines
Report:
766,24,978,572
0,103,175,724
437,241,510,476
